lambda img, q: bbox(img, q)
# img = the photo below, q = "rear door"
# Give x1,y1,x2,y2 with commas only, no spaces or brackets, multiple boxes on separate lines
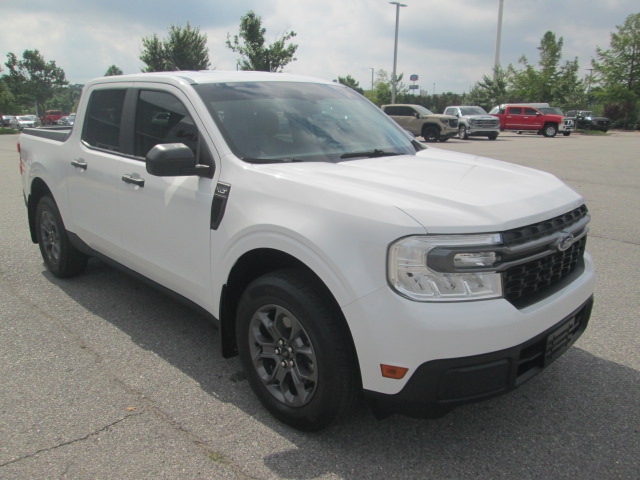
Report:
66,87,128,262
117,86,217,309
505,107,524,129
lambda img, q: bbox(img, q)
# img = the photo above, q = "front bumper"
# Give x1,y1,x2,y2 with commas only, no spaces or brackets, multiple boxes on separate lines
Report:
365,296,593,418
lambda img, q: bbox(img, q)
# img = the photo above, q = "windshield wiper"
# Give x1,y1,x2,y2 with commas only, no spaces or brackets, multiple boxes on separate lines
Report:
243,157,305,164
339,149,403,159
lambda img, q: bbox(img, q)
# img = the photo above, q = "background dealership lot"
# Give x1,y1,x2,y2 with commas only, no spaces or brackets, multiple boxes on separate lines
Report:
0,132,638,479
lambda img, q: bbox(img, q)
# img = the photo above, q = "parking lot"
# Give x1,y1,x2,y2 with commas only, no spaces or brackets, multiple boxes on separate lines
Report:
1,131,638,479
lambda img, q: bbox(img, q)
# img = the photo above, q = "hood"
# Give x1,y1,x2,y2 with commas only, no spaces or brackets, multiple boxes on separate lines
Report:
465,115,499,121
421,113,457,120
252,147,584,234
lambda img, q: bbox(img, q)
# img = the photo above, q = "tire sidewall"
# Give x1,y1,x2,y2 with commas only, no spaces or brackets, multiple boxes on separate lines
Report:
236,270,357,430
35,196,86,278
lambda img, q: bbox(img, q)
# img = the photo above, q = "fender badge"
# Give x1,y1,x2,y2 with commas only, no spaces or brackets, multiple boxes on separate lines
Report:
557,233,575,252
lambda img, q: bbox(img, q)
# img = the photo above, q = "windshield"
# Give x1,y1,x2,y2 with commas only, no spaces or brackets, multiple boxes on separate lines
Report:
413,105,434,116
539,107,564,115
460,107,487,115
17,116,32,121
194,82,421,163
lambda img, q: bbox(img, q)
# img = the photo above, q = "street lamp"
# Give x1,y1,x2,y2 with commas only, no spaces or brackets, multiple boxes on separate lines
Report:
494,0,504,77
390,2,407,104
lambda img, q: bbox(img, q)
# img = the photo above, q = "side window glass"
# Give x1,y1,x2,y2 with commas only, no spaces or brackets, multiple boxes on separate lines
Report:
385,106,400,116
524,108,538,115
82,89,126,151
134,90,199,158
510,107,523,115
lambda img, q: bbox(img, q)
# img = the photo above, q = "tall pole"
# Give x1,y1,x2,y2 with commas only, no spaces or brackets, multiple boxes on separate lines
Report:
390,2,407,104
494,0,504,77
370,67,375,92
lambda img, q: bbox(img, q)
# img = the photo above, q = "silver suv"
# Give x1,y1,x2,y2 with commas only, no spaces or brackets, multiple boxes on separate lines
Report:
443,106,500,140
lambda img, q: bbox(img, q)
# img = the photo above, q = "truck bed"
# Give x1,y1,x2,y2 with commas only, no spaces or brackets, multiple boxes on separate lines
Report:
22,126,72,142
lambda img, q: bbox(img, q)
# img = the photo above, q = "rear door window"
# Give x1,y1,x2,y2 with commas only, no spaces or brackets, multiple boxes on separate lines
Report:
82,89,127,151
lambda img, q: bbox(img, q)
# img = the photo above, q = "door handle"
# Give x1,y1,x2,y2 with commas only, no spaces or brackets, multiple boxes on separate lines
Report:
71,159,87,170
121,174,145,187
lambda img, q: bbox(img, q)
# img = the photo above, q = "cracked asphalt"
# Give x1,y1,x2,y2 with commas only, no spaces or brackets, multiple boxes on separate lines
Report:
1,131,638,479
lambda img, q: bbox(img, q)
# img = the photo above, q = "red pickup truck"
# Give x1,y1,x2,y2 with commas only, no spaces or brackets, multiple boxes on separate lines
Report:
490,105,573,137
40,110,66,125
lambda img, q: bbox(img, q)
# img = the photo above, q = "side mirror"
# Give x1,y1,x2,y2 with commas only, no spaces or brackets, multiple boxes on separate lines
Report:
414,112,420,118
146,143,210,177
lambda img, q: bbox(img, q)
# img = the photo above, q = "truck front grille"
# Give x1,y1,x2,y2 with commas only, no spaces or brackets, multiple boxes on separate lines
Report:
500,205,589,307
504,237,586,303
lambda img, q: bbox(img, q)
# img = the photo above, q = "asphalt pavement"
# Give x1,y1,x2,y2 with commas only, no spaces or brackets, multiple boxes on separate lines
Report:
1,131,638,479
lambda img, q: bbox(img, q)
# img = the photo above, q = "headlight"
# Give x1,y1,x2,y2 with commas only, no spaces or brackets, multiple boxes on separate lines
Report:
388,234,503,301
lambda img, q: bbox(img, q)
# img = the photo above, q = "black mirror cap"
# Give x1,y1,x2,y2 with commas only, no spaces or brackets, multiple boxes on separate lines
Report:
146,143,209,177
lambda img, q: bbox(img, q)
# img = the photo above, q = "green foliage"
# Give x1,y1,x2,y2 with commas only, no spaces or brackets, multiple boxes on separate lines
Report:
337,75,364,95
592,12,640,128
104,65,123,76
226,11,297,72
140,23,210,72
466,66,510,111
4,50,68,115
368,69,407,105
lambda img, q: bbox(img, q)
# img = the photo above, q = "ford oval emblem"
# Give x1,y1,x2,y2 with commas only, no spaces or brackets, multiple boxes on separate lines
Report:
557,233,575,252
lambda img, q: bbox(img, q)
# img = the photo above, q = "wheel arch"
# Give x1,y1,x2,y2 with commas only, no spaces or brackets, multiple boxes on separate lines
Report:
218,248,360,371
27,177,54,243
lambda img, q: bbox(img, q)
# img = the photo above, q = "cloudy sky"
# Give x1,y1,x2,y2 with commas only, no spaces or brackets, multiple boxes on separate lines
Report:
1,0,637,95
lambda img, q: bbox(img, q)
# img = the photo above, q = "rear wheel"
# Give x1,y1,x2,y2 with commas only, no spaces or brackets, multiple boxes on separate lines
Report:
542,124,558,137
563,132,571,136
35,196,88,278
422,126,439,142
236,269,360,431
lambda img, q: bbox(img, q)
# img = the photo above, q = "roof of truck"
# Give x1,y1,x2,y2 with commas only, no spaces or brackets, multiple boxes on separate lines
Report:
87,70,335,87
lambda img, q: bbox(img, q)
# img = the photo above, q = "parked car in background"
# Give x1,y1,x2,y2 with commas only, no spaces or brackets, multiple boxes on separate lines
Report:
2,115,16,127
9,115,39,131
23,115,42,127
490,104,572,137
565,110,611,132
381,104,458,142
443,106,500,140
40,110,66,125
58,114,76,126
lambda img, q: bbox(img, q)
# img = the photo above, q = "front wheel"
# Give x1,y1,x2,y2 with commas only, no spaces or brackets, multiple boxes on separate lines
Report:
422,126,439,142
488,132,498,140
542,124,558,137
563,132,571,136
236,269,360,431
458,125,469,140
35,196,88,278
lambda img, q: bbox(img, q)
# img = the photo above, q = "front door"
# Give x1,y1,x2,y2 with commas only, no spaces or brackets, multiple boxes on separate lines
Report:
117,87,216,310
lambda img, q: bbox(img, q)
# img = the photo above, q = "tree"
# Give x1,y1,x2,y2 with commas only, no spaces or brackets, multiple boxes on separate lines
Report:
104,65,123,76
226,11,297,72
466,66,510,111
337,75,364,95
140,23,210,72
4,50,68,115
592,13,640,128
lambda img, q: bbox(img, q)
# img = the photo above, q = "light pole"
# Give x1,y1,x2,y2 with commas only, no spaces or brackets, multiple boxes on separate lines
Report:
370,67,375,92
390,2,407,104
494,0,504,78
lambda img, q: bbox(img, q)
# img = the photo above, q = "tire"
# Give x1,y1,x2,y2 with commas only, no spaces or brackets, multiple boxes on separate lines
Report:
438,137,449,142
542,124,558,137
422,125,439,143
35,196,88,278
563,132,571,136
458,125,468,140
488,132,498,140
236,269,360,431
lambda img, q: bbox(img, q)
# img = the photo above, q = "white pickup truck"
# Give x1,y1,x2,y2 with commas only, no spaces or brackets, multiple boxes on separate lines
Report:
19,71,594,431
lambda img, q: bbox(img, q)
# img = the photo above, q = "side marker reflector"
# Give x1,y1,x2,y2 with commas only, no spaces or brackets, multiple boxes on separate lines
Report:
381,364,409,379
